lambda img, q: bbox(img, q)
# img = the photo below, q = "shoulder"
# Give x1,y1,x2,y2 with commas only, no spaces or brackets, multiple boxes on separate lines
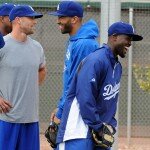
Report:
89,47,107,60
28,37,44,53
85,47,109,67
74,38,99,47
3,34,12,43
0,35,11,56
0,34,12,51
71,39,99,55
28,37,42,48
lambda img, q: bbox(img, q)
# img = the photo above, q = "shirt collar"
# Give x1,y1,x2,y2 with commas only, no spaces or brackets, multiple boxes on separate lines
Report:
102,43,119,66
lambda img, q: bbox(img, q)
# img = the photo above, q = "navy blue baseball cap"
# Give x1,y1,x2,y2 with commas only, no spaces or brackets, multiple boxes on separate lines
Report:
9,5,43,22
0,33,5,48
108,21,143,41
49,1,83,17
0,3,15,16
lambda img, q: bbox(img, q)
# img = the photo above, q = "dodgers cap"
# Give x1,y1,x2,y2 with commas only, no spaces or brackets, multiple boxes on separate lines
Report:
0,3,15,16
9,5,43,22
108,21,143,41
49,1,83,17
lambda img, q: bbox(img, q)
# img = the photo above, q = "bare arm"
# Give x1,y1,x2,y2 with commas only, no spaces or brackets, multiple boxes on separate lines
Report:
39,65,47,85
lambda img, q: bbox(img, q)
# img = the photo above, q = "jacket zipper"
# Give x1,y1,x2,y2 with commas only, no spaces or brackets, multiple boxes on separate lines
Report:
112,62,118,78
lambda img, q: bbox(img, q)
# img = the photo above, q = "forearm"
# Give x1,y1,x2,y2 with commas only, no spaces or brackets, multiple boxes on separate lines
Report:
39,66,47,85
77,96,103,131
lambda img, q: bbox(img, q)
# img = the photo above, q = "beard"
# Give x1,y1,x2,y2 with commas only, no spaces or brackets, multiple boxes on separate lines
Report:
60,22,73,34
4,24,12,35
21,25,35,35
118,50,126,58
115,44,126,58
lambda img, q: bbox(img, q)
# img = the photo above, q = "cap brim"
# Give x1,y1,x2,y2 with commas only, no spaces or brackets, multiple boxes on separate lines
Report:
127,34,143,41
25,12,43,18
0,13,9,16
48,11,67,17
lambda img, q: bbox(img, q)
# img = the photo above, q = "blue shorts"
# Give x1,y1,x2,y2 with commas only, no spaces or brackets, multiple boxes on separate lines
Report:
56,139,110,150
0,120,40,150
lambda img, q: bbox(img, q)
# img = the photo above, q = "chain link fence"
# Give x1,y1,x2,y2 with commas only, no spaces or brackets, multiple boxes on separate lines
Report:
2,0,150,139
119,4,150,138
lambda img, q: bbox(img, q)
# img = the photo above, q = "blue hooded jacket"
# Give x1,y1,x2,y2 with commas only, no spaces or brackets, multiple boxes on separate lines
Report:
56,44,122,143
56,19,100,119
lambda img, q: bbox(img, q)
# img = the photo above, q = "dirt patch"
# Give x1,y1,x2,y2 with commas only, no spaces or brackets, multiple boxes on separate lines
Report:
40,134,150,150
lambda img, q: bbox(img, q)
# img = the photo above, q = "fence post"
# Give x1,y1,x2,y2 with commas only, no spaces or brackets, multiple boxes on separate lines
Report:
127,7,134,146
101,0,121,150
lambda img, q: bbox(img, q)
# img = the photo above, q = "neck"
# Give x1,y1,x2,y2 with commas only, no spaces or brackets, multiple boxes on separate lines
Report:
11,27,27,42
107,41,117,58
107,42,113,51
69,23,82,36
0,24,7,36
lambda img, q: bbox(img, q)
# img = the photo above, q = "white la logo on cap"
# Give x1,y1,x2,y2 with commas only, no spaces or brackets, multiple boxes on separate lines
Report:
29,5,34,11
57,4,60,11
4,3,16,6
131,25,135,33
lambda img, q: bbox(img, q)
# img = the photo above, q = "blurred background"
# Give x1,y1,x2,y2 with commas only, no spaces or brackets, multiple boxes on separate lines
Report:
1,0,150,149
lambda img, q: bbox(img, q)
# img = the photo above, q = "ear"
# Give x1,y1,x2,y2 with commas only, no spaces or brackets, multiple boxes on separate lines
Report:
71,16,78,24
15,17,21,25
0,16,4,22
112,34,119,41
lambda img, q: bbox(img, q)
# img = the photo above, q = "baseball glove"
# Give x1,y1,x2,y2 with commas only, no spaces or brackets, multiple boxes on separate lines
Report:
92,123,115,149
45,121,59,148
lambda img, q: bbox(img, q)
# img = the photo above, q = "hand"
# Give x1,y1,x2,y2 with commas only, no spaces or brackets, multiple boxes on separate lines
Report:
45,121,59,148
50,108,60,124
92,123,114,148
53,116,60,124
0,97,12,113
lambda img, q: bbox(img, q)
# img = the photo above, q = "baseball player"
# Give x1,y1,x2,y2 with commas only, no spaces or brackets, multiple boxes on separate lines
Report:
0,5,46,150
49,0,100,125
0,3,15,36
55,22,143,150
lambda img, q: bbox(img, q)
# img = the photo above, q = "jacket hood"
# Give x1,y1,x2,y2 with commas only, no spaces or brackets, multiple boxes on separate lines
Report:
70,19,99,41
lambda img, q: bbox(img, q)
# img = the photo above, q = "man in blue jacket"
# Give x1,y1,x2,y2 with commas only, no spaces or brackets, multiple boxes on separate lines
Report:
56,22,143,150
49,1,100,124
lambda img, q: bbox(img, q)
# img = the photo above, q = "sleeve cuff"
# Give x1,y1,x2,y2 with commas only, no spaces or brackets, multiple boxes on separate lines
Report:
56,107,63,119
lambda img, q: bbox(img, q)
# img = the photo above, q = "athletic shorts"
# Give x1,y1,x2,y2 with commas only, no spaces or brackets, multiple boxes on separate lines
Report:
0,120,40,150
55,139,111,150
